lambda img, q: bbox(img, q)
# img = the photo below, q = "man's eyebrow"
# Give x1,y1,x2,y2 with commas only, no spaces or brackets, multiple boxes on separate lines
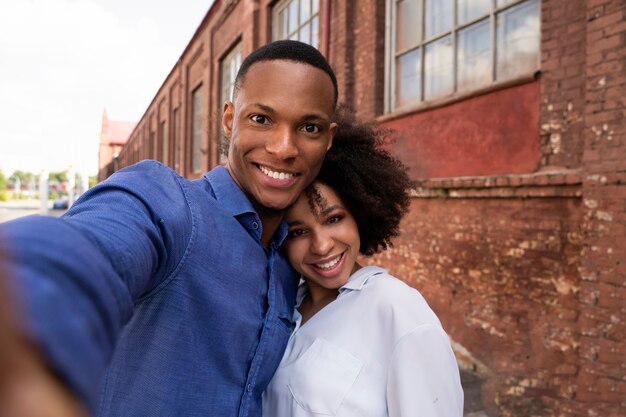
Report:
250,103,329,123
253,103,275,114
286,219,303,227
301,113,328,122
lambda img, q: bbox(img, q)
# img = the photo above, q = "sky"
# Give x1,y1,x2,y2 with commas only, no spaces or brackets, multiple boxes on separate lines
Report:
0,0,213,177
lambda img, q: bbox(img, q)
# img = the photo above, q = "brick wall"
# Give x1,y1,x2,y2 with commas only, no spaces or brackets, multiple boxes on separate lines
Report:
540,0,587,169
577,0,626,415
368,175,584,416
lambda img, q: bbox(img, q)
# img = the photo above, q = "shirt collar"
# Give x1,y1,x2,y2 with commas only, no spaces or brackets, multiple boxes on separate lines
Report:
339,265,386,293
203,166,289,246
204,166,256,217
296,265,387,305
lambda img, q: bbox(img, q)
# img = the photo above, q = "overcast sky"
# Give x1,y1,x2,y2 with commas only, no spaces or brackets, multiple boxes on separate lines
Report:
0,0,213,176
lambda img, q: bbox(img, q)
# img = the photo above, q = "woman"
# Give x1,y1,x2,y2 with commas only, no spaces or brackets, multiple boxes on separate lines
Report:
263,109,464,416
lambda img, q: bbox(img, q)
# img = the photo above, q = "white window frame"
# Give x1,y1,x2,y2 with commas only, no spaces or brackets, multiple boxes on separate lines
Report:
272,0,320,48
220,43,242,105
385,0,540,113
219,43,242,165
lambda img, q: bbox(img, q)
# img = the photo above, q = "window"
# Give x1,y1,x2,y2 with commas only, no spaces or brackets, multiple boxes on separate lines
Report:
191,85,203,173
159,120,166,163
273,0,320,47
221,43,242,106
388,0,540,111
172,107,179,170
220,43,242,165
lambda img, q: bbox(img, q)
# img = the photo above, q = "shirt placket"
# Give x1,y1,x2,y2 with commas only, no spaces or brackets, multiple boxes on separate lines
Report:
237,242,279,417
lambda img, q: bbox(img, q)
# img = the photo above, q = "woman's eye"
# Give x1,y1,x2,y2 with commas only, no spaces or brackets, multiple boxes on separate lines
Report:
302,124,320,134
327,216,342,224
251,115,269,124
288,229,306,238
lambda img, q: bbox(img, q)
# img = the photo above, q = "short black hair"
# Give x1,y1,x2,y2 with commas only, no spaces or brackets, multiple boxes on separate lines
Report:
305,106,412,256
234,40,338,107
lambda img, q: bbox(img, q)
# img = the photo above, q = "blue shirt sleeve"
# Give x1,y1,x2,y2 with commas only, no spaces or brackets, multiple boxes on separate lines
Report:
0,160,193,411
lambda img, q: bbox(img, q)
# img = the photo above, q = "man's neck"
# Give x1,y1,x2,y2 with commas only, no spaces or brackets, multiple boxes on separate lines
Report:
256,206,284,247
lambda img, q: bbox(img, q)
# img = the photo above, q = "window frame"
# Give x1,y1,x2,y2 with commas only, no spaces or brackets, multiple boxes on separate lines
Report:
190,84,204,174
385,0,540,113
219,42,243,165
272,0,320,48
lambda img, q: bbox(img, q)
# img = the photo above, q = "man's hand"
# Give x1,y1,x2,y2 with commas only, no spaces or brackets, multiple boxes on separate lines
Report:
0,250,87,417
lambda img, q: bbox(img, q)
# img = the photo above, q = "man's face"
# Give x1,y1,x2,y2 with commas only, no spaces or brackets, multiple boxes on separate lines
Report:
222,59,337,212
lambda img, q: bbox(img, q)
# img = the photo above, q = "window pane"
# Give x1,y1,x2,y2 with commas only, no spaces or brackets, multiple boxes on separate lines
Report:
172,108,179,170
496,0,540,80
457,0,491,25
279,9,289,39
300,22,311,45
457,19,491,91
160,121,166,163
395,0,422,53
395,48,421,109
311,16,319,47
425,0,453,39
424,36,453,100
192,85,203,173
312,0,319,15
288,0,299,34
497,0,518,7
300,0,311,22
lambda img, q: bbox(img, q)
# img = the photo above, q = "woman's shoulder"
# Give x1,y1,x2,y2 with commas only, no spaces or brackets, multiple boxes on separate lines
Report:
358,266,443,331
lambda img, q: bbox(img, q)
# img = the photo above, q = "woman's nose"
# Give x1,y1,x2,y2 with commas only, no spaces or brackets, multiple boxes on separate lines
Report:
310,230,333,255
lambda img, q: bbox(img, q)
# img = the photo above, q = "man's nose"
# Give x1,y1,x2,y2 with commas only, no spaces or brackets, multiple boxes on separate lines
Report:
266,126,299,159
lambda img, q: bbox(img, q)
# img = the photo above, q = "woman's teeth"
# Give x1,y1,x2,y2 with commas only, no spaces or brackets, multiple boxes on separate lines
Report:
316,255,341,270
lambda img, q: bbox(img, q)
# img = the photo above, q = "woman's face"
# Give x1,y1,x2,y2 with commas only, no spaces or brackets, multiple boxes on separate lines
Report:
284,182,361,291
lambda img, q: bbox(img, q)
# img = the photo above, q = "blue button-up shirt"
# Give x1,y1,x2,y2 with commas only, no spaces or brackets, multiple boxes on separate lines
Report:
0,161,298,417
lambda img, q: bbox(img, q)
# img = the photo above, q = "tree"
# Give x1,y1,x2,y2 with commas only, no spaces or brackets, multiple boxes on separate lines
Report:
0,170,7,202
9,170,34,183
48,171,68,183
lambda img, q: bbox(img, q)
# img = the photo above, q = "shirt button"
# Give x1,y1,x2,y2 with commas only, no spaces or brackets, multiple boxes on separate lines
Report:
246,383,253,392
252,222,259,230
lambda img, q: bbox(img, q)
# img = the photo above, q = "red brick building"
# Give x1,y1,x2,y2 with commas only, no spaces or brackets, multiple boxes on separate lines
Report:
115,1,625,415
98,110,136,181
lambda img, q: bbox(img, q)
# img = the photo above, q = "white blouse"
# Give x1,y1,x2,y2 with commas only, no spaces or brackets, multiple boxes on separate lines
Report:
263,266,464,417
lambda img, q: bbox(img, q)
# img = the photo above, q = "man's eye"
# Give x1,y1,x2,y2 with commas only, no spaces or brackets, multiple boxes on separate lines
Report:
302,124,320,134
251,115,269,124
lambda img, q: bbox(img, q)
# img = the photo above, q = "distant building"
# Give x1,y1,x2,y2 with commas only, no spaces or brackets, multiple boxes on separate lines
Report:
111,1,625,416
97,110,136,181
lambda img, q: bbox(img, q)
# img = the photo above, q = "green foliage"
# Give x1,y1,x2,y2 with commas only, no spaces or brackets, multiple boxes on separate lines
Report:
48,170,68,183
89,176,98,188
10,169,34,183
0,169,7,190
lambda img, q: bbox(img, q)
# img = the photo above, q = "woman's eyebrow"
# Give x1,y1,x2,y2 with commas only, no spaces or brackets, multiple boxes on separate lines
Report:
319,205,342,217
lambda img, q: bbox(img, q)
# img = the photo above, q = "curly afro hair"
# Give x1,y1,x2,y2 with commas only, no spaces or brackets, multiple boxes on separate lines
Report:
305,105,412,256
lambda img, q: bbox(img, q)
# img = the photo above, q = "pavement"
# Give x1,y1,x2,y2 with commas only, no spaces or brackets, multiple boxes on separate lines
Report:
0,199,66,223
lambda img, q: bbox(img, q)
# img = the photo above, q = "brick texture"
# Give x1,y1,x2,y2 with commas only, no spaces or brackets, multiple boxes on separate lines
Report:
111,1,626,415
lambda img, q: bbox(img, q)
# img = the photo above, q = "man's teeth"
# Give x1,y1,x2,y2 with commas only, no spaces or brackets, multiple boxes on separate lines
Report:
316,255,341,270
259,165,294,180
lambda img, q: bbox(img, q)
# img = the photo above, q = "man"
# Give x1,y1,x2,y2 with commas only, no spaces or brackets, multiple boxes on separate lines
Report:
0,40,338,416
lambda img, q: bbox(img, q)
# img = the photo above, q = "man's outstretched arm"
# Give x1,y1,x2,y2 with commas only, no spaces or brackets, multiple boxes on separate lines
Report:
0,161,192,413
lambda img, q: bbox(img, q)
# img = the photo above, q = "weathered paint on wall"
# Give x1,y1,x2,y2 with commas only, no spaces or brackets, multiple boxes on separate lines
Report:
382,82,542,179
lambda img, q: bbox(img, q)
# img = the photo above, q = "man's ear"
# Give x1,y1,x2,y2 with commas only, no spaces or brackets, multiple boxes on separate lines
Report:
327,122,337,151
222,101,234,138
